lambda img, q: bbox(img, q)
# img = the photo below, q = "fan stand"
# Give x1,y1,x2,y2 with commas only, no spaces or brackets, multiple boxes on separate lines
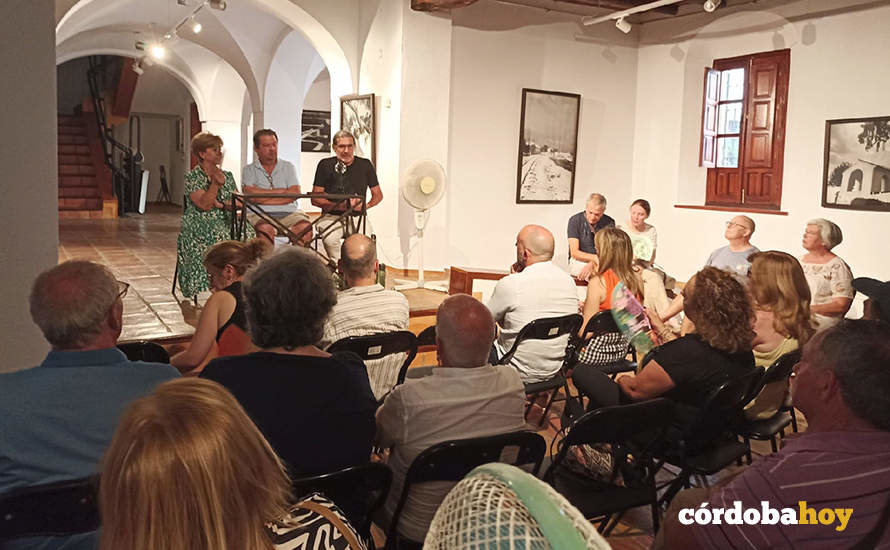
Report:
394,210,448,293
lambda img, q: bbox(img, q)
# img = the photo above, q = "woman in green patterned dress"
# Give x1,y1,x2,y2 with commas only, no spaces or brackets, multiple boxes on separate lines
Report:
177,132,254,298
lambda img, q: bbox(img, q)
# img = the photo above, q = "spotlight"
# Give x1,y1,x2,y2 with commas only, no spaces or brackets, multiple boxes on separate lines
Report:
703,0,722,12
615,17,632,34
191,19,202,33
149,43,166,60
132,61,144,75
134,40,146,51
163,32,174,40
209,0,226,10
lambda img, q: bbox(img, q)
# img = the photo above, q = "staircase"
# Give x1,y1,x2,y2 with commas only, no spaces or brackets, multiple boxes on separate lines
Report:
58,114,106,218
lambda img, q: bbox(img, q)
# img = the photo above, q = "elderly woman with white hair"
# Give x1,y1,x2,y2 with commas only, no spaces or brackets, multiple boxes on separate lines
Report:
801,218,854,329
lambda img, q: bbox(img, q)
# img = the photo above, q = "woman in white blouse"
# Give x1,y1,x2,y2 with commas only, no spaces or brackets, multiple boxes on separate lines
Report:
800,218,854,329
619,199,657,265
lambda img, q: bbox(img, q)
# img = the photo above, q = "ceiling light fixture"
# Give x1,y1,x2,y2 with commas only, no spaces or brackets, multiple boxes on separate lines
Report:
149,43,167,60
209,0,226,10
191,18,202,33
703,0,722,12
131,60,144,75
615,17,632,33
582,0,684,27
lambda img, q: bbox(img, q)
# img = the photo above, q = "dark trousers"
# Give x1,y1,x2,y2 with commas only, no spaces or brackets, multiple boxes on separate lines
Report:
572,364,631,411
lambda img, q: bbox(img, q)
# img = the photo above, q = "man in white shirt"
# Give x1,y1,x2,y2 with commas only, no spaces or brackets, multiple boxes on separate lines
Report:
375,294,527,543
241,129,309,243
487,224,579,383
320,234,408,399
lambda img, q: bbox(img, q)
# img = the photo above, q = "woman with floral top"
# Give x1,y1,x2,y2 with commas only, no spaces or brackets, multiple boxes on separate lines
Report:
800,218,853,330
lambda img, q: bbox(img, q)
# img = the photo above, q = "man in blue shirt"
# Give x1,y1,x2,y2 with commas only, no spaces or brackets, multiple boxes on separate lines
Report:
567,192,615,280
0,261,179,549
242,129,310,243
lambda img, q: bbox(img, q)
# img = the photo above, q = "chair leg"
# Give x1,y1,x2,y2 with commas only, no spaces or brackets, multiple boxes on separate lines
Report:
789,409,798,433
537,388,560,427
651,501,661,534
171,257,179,298
770,436,778,453
744,436,752,465
602,510,626,537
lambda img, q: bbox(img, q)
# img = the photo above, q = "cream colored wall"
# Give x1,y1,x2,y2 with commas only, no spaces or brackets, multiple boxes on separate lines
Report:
631,2,890,316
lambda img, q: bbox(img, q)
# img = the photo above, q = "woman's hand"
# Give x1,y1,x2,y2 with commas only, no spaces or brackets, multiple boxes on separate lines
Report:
209,165,225,186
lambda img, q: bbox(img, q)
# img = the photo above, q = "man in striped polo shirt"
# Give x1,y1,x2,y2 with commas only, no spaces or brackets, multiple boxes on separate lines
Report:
660,319,890,548
320,234,409,399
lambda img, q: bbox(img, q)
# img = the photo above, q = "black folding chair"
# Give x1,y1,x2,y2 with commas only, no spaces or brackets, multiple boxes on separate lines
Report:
385,430,546,549
291,462,392,546
496,313,583,426
0,476,99,542
543,398,674,535
117,340,170,363
572,310,637,377
415,325,436,354
737,350,801,463
328,331,418,402
654,369,761,506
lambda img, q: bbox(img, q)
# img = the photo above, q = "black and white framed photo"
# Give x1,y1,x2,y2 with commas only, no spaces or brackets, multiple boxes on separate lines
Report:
301,109,331,152
340,93,376,166
516,88,581,204
823,116,890,212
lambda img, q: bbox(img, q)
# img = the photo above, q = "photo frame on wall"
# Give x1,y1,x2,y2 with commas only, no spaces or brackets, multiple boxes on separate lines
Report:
301,109,331,152
516,88,581,204
822,116,890,212
340,93,376,166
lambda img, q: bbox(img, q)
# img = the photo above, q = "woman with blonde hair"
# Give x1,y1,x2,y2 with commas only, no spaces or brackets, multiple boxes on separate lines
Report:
745,251,815,419
99,378,365,550
171,238,271,374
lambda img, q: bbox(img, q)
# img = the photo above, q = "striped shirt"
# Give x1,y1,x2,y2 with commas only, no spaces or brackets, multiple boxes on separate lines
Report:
694,430,890,548
321,284,410,399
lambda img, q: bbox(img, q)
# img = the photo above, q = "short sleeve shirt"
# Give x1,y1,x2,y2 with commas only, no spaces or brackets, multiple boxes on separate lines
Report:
567,212,616,259
241,159,301,213
802,256,854,329
312,157,379,213
705,245,760,278
618,223,658,262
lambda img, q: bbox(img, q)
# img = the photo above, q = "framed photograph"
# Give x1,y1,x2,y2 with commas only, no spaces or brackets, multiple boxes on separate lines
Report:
516,88,581,204
822,116,890,212
301,109,331,152
340,93,376,166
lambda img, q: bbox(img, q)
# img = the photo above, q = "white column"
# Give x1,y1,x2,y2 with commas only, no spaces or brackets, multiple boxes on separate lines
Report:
0,0,58,371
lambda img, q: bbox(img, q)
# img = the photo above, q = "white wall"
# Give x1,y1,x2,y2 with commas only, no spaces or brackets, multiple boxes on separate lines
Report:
632,1,890,302
447,2,639,271
1,0,58,370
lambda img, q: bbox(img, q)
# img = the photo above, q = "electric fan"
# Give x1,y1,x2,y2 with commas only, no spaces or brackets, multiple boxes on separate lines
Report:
424,463,610,549
394,159,448,292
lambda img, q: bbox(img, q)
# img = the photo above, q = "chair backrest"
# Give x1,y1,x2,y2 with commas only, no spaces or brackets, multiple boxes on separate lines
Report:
497,314,583,367
328,330,418,399
117,341,170,363
291,462,392,538
581,310,621,339
388,431,546,543
681,369,762,449
217,324,252,357
416,325,437,353
0,476,99,541
742,349,801,406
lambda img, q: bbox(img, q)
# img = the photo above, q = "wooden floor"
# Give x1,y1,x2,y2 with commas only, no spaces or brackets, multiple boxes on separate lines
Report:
58,204,804,548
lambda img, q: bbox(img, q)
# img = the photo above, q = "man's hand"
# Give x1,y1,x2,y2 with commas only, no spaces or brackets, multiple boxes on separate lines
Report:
350,197,363,209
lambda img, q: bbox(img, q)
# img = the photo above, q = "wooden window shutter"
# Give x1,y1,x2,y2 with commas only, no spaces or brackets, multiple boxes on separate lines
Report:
700,67,720,168
741,49,789,209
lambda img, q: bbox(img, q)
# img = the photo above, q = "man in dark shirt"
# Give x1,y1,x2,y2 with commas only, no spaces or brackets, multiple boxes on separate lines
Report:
311,129,383,261
567,192,615,280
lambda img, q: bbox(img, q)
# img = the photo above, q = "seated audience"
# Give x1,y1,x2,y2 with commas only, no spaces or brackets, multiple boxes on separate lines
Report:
100,378,366,550
577,227,644,365
201,248,377,476
618,198,657,264
661,320,890,549
320,234,409,399
801,218,854,330
574,267,755,416
170,238,270,375
0,261,178,550
745,251,815,420
487,224,579,383
853,277,890,322
375,294,528,543
567,193,616,280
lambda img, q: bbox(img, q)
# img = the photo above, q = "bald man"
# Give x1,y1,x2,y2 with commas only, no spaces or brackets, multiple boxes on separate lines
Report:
375,295,527,543
487,225,579,383
706,215,759,278
320,234,408,398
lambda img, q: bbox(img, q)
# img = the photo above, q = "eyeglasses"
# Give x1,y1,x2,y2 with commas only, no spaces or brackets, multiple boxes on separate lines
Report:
725,221,750,230
116,280,130,301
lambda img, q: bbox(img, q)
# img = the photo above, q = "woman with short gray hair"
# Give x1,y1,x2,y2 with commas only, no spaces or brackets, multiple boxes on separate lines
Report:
801,218,853,330
200,248,377,477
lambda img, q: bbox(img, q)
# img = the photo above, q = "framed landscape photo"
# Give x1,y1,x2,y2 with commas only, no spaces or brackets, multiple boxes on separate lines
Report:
822,116,890,212
516,88,581,204
301,109,331,152
340,93,376,166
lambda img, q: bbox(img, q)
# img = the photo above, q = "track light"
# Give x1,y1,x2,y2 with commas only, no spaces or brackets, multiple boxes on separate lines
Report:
134,40,146,51
209,0,226,10
149,43,167,60
615,17,632,34
132,60,144,75
191,18,202,33
703,0,722,12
